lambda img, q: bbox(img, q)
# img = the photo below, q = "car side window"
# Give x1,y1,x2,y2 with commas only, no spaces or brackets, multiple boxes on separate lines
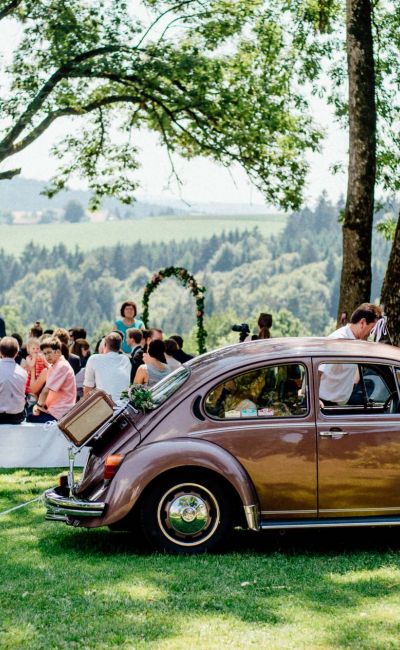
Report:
204,363,308,419
319,362,398,415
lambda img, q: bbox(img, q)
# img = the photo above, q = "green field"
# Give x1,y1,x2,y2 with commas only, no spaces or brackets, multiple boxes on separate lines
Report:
2,469,400,649
0,213,286,256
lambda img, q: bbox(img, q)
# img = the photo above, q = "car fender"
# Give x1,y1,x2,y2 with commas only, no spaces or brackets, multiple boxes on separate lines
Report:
98,438,258,526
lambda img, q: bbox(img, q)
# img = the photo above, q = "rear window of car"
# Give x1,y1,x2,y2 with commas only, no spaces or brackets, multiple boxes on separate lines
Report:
151,366,191,408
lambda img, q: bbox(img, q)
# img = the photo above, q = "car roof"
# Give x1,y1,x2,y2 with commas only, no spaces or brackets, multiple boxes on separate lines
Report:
187,337,400,378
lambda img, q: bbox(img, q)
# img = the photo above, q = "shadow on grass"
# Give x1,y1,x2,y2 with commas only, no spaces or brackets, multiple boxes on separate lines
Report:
39,523,400,558
2,517,400,648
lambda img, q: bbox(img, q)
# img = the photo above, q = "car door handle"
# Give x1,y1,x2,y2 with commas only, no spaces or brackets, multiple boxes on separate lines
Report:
320,430,349,438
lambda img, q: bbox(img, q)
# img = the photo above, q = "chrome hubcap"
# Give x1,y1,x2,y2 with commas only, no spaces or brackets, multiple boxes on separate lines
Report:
168,495,208,534
157,482,220,547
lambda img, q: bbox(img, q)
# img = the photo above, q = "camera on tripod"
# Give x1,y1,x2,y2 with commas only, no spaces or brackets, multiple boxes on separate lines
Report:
231,323,250,342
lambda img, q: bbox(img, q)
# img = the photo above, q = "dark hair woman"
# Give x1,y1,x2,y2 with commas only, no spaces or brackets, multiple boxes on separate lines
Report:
113,301,144,354
134,339,170,387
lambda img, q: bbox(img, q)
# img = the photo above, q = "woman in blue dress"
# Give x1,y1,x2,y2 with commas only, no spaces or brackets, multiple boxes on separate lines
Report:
114,301,144,353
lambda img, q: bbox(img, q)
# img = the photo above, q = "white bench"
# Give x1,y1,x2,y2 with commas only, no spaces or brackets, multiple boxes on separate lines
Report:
0,422,89,468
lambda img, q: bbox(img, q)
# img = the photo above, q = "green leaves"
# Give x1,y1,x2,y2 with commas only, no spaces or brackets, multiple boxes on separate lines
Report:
1,1,326,210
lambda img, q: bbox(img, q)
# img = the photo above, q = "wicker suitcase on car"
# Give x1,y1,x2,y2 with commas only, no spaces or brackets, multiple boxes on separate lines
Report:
58,389,116,446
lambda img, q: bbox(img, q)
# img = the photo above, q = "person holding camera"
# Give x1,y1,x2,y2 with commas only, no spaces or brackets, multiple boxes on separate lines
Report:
233,313,272,342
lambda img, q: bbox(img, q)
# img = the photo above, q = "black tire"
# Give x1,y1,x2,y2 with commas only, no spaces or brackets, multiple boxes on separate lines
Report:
140,472,232,554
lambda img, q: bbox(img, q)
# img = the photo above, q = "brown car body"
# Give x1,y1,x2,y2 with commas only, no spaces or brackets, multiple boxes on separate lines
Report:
44,337,400,553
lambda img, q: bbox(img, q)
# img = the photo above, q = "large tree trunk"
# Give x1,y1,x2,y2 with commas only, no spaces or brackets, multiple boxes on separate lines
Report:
381,214,400,346
337,0,376,321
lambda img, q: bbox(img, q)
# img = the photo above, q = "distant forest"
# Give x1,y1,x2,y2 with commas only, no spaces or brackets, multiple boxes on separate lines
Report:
0,195,394,351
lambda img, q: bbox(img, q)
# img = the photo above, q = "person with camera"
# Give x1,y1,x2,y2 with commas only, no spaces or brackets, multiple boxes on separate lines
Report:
233,313,273,342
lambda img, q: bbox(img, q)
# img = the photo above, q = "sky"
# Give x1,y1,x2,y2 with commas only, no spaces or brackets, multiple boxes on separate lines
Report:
0,6,349,209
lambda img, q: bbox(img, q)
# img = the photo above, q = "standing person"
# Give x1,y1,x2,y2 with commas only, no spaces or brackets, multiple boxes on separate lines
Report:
83,332,131,401
319,303,383,406
0,336,27,424
256,313,272,339
0,316,5,338
114,301,144,354
169,334,193,362
134,340,170,387
27,337,76,422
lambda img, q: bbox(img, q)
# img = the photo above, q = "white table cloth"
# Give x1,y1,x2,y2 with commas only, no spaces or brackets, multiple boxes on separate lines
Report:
0,422,89,467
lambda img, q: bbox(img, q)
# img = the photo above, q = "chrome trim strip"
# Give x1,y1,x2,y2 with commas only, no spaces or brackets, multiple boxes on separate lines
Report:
244,504,259,531
261,509,317,515
260,517,400,530
320,507,400,514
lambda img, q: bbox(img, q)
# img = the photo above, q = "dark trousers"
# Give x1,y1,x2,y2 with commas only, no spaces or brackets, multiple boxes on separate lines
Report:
0,410,26,424
26,412,57,423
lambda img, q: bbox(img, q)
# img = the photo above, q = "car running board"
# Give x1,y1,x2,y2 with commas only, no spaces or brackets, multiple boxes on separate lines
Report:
259,516,400,530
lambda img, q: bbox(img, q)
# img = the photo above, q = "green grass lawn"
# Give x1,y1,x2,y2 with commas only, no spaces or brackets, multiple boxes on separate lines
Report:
2,469,400,649
0,214,285,256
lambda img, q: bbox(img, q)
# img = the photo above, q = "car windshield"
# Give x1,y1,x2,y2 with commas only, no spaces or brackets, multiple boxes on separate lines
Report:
150,366,190,408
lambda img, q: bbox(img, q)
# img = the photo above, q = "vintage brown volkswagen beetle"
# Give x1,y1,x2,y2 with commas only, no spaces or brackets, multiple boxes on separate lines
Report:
44,337,400,554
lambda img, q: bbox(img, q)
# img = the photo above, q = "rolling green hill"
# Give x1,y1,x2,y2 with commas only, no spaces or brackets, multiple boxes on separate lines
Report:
0,214,285,256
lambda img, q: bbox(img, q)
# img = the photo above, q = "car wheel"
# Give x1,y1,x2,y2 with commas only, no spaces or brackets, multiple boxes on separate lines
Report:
140,473,232,554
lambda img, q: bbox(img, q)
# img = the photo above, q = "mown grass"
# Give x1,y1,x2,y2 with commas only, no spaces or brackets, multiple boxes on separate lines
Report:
0,214,285,256
2,469,400,649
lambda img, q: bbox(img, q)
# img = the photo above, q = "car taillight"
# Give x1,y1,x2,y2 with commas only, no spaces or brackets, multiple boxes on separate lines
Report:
104,454,124,480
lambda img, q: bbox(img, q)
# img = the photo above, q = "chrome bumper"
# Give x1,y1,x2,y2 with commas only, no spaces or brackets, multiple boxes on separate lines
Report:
44,487,106,523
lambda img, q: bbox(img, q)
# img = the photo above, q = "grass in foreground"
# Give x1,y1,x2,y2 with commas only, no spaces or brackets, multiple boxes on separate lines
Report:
1,469,400,649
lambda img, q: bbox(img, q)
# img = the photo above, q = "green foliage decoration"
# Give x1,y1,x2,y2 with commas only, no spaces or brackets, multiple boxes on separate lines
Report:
142,267,207,354
120,385,154,413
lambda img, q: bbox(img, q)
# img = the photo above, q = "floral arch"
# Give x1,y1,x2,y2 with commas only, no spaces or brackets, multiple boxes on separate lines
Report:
142,267,207,354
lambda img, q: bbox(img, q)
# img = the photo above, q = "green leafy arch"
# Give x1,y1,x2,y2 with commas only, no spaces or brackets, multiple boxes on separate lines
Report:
142,267,207,354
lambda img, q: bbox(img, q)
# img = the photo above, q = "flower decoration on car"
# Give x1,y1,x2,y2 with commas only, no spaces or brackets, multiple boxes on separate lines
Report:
142,266,207,354
121,385,155,412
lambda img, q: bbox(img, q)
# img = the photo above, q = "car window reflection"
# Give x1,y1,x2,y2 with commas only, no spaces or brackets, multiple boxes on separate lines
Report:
205,364,308,419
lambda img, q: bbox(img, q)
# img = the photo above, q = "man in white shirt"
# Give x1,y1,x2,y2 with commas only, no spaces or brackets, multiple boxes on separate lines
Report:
0,336,27,424
83,332,131,402
319,303,383,406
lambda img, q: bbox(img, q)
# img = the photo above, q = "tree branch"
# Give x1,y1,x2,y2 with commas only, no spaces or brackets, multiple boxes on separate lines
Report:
10,94,143,155
0,167,21,180
0,0,22,21
0,45,138,160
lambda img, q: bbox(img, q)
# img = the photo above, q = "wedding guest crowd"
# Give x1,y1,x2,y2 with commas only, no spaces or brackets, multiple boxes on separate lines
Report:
0,299,194,424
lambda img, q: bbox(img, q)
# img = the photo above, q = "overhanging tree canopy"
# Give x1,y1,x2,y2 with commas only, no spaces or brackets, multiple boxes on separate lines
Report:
0,0,322,210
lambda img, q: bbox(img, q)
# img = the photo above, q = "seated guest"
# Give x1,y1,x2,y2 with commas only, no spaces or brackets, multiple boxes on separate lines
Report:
27,337,76,422
83,332,131,401
127,328,143,382
0,336,27,424
69,327,87,343
11,332,24,364
134,340,170,387
53,327,81,374
130,328,163,382
19,321,44,361
71,339,91,400
127,328,143,357
164,339,181,371
169,334,194,362
21,337,48,405
71,338,91,368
